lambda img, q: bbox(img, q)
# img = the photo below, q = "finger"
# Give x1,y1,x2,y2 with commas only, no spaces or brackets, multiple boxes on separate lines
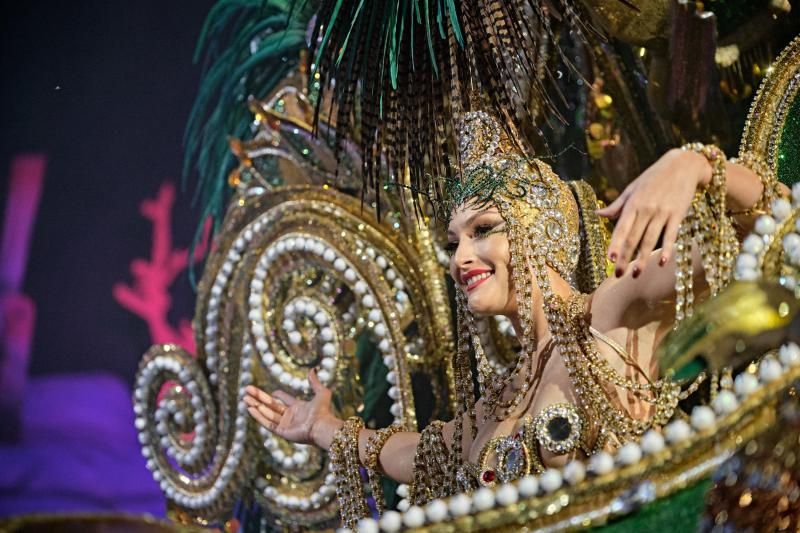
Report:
659,216,681,266
634,215,668,277
616,210,652,273
595,191,628,219
247,406,277,431
607,208,637,268
308,368,325,394
246,387,288,414
254,402,284,424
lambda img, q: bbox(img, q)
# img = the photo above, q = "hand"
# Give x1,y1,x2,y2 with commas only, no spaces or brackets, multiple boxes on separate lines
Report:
244,369,338,446
596,148,711,278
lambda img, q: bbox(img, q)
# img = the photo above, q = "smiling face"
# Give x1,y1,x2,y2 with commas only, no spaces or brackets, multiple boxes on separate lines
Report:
446,202,517,317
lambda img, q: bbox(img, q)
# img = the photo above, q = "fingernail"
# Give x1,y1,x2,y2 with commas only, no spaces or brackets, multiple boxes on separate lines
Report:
632,266,641,278
615,267,624,278
659,256,667,266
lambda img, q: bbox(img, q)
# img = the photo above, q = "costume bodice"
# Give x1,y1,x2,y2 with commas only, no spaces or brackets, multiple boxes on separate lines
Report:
456,402,587,490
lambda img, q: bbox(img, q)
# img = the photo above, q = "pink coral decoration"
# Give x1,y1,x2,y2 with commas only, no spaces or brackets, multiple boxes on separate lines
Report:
113,182,210,354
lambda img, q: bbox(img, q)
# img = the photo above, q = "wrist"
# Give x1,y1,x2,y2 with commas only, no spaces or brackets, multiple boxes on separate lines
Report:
674,147,713,188
311,413,344,450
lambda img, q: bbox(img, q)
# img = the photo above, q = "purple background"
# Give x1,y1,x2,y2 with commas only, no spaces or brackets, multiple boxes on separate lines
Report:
1,0,215,518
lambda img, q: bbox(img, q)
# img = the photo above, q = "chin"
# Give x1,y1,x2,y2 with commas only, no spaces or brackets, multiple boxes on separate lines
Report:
466,298,501,317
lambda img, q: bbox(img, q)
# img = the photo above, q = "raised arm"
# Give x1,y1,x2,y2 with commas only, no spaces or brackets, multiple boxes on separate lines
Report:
244,370,421,484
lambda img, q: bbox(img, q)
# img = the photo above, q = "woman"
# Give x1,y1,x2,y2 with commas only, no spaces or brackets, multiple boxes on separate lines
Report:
242,110,781,525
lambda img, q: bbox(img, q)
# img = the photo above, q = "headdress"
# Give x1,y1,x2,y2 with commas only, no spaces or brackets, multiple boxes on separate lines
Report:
445,110,680,481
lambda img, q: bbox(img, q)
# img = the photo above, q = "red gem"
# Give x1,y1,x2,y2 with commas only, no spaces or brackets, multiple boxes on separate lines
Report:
482,470,496,483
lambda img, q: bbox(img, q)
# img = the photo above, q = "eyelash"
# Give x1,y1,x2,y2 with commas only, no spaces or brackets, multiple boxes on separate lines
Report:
445,222,504,254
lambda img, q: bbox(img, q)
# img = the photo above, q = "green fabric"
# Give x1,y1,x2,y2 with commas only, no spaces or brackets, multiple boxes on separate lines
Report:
595,477,711,532
777,87,800,187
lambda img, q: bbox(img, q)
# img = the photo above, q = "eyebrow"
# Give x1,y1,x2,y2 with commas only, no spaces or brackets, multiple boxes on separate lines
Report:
446,210,502,238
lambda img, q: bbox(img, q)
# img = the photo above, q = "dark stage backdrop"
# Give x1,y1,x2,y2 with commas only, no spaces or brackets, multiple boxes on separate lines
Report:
0,0,217,385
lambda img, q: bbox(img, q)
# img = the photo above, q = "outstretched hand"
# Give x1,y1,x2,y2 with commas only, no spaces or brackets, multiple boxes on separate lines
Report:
596,148,711,278
244,369,336,446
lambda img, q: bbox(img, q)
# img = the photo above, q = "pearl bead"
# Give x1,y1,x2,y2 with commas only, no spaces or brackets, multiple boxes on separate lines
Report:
356,517,379,533
664,419,691,443
333,258,347,272
390,403,402,417
472,487,495,511
376,256,388,269
322,343,336,357
397,498,411,512
344,269,357,282
449,493,472,516
386,371,397,384
379,511,403,532
589,451,614,475
317,369,331,383
425,499,449,522
780,342,800,367
518,475,539,497
320,327,334,341
368,309,381,322
563,460,586,485
772,197,792,221
354,281,368,294
690,405,716,431
759,357,783,382
321,357,336,370
640,430,665,455
736,254,757,270
617,442,642,466
323,249,336,262
755,215,777,235
379,339,391,352
491,483,516,506
540,469,563,493
712,390,738,415
402,505,425,528
734,372,759,397
288,331,302,345
362,295,375,308
374,323,387,337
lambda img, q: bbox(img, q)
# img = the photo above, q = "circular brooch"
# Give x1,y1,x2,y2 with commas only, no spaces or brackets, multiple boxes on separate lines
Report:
533,403,584,455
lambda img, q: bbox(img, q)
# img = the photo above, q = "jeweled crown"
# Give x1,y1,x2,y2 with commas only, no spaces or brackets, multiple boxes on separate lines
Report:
454,111,580,280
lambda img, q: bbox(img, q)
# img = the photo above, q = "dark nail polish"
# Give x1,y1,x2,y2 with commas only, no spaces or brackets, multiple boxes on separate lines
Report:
659,256,667,266
609,253,617,262
615,267,623,278
632,266,641,278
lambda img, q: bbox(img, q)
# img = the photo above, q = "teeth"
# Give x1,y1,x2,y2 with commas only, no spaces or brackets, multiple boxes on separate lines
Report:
466,272,492,285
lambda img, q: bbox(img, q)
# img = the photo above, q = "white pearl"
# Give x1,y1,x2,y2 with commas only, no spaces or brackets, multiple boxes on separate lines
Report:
664,419,692,443
323,249,336,262
386,371,397,384
712,390,739,415
322,343,336,357
383,355,395,367
313,242,325,255
472,487,495,511
279,373,292,385
282,319,296,332
356,517,379,533
780,342,800,367
393,279,405,290
396,291,408,303
495,482,519,505
425,499,449,522
395,483,409,497
288,331,302,345
321,357,336,370
736,254,757,270
540,469,563,493
518,475,539,497
734,372,759,397
402,505,425,528
390,403,402,417
640,430,665,455
784,233,800,256
295,300,307,314
344,269,357,282
589,451,614,475
374,323,387,337
366,247,376,258
314,312,329,326
379,339,391,352
772,197,792,221
333,258,347,272
388,386,400,400
397,499,411,512
376,256,388,269
439,495,467,521
690,405,716,431
285,238,296,250
736,265,759,281
320,327,334,341
368,309,381,322
755,215,777,235
282,457,294,469
563,460,586,485
354,280,368,294
617,442,642,466
263,352,275,365
317,369,331,383
759,357,783,382
362,295,375,308
290,377,304,390
379,511,403,532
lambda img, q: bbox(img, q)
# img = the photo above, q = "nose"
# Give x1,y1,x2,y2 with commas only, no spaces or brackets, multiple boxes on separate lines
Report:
452,239,476,281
